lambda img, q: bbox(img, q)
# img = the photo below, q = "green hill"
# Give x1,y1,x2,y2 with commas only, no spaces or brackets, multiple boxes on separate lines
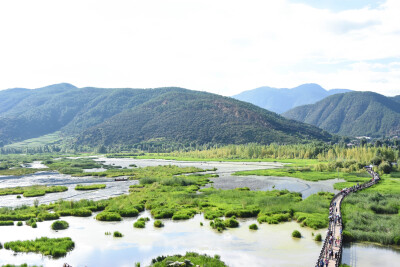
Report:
282,91,400,137
0,84,331,148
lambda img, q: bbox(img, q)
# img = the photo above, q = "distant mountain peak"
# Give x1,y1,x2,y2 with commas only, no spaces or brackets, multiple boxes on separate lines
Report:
232,84,352,114
36,83,77,90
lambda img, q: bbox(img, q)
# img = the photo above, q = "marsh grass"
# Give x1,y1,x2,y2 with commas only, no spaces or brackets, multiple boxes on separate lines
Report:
134,220,146,228
154,220,164,228
95,212,122,221
4,237,74,257
315,233,322,241
113,231,123,237
342,181,400,245
75,184,106,190
150,252,228,267
0,221,14,226
75,165,203,178
292,230,301,238
51,220,69,230
249,223,258,230
0,185,67,197
234,168,369,182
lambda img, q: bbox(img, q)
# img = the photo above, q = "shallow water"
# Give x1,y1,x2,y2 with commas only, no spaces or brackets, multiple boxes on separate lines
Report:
0,211,326,267
97,158,344,198
1,158,398,266
0,171,138,208
342,243,400,267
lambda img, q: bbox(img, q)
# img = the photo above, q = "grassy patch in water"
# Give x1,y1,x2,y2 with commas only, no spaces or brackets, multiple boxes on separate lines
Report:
4,237,74,257
150,252,228,267
46,158,102,174
292,230,301,238
95,212,122,221
154,220,164,228
234,168,369,182
0,221,14,226
0,185,67,197
75,184,106,190
51,220,69,230
249,223,258,230
74,164,203,179
113,231,123,237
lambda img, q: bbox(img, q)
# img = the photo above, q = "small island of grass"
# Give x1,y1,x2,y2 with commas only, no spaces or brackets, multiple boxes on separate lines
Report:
3,237,74,257
150,252,227,267
75,184,106,190
51,220,69,230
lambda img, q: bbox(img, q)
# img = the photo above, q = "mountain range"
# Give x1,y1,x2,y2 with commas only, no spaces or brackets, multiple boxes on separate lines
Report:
232,83,352,114
283,91,400,138
0,83,331,148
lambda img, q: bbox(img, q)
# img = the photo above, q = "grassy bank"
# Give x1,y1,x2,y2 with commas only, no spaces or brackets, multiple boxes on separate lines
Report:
341,177,400,245
234,168,371,182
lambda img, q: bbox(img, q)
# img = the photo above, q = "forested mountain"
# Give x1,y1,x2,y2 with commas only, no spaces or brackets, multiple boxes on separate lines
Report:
393,95,400,103
282,91,400,138
0,84,332,147
232,83,351,114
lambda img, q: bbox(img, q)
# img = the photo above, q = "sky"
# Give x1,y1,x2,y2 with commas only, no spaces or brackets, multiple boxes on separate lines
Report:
0,0,399,96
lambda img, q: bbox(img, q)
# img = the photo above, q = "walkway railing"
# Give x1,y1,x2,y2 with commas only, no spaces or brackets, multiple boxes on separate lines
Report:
315,167,380,267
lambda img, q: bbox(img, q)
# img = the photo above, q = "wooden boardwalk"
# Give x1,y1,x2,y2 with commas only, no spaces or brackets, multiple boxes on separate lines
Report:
315,168,380,267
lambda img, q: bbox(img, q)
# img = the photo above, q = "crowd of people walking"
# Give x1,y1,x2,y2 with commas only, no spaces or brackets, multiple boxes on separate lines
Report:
316,167,380,267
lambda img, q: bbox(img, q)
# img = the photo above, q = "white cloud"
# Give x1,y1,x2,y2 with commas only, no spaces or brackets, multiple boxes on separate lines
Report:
0,0,399,96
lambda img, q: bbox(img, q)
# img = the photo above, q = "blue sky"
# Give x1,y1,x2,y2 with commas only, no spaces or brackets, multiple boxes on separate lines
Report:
0,0,399,96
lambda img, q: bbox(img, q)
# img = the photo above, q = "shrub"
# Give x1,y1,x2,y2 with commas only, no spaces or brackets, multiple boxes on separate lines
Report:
117,208,139,217
249,223,258,230
17,221,23,226
210,218,226,232
31,222,37,228
134,220,145,228
113,231,123,237
342,230,355,242
292,230,301,238
95,212,122,221
315,233,322,241
51,220,69,230
154,220,164,228
379,162,392,174
38,212,60,221
0,221,14,226
224,218,239,228
58,208,92,217
17,195,21,199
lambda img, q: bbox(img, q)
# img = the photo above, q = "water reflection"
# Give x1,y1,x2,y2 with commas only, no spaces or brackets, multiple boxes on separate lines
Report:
0,212,325,267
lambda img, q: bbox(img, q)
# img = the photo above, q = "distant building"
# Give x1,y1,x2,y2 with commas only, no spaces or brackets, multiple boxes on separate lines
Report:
356,136,371,140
